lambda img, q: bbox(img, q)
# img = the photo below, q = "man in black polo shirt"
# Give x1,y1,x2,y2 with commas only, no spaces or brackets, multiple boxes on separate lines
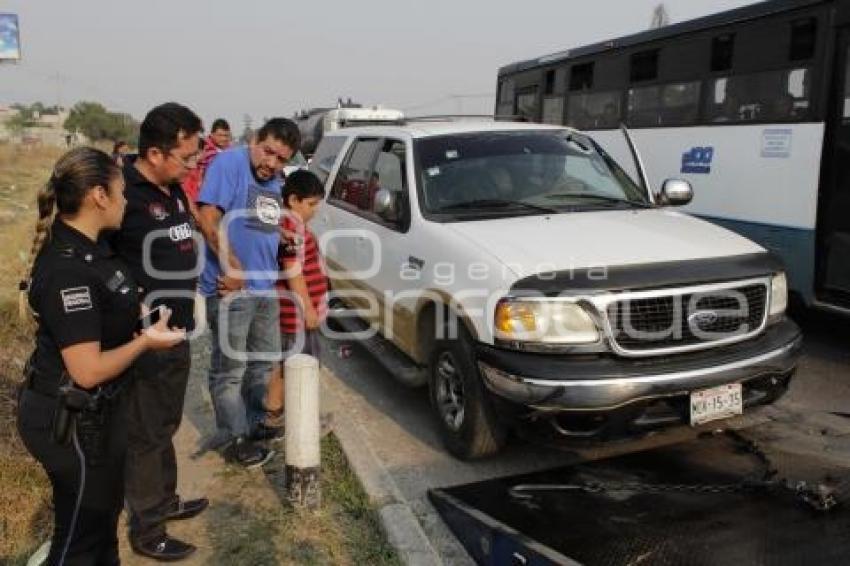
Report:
112,102,205,561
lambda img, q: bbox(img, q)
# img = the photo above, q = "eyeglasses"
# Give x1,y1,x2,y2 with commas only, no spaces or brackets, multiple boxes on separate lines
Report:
168,150,201,169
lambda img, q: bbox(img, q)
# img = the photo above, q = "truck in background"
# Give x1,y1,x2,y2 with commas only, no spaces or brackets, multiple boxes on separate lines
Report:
294,98,404,157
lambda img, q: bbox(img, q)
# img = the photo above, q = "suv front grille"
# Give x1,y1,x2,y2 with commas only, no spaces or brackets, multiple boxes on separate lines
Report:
606,282,768,354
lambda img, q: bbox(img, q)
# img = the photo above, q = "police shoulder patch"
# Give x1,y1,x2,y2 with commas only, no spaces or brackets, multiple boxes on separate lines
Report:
61,286,93,313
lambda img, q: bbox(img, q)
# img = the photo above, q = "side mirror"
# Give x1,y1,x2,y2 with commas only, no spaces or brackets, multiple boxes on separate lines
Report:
658,178,693,206
373,188,396,218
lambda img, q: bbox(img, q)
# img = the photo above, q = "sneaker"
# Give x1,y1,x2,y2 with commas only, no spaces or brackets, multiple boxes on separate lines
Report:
255,414,332,438
250,422,285,443
225,436,275,469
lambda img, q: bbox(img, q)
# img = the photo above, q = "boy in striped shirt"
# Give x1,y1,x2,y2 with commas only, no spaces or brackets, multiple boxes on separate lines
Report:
262,170,327,433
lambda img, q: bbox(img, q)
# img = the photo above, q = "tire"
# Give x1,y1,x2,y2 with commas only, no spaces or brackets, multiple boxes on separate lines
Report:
428,327,507,459
324,296,356,334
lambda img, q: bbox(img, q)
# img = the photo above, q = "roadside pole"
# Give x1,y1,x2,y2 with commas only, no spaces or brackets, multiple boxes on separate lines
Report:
284,353,321,508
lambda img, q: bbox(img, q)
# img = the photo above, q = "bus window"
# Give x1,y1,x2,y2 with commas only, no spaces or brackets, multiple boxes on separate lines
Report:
567,91,621,130
843,47,850,121
497,79,515,117
627,81,700,127
542,68,568,123
542,97,564,125
630,49,659,82
789,18,817,61
545,70,556,95
705,68,811,123
516,89,539,120
570,62,594,91
711,34,735,72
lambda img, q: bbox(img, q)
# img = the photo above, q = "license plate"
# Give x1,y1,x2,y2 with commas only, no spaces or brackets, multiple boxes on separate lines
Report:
690,383,743,426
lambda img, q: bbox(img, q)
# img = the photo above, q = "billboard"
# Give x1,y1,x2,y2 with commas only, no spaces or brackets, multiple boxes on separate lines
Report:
0,14,21,61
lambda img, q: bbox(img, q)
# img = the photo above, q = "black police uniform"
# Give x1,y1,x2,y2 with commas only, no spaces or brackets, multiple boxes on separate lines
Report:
17,220,140,566
111,161,199,547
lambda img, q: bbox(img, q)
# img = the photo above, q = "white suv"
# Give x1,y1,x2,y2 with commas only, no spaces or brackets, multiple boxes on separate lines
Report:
309,120,801,459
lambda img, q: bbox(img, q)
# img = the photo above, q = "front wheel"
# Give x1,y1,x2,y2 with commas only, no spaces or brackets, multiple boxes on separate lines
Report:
429,329,506,459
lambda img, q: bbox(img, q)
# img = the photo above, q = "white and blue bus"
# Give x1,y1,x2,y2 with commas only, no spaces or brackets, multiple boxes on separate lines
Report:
496,0,850,313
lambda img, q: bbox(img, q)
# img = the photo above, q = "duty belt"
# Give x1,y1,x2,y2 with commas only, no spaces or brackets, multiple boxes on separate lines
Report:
22,362,124,401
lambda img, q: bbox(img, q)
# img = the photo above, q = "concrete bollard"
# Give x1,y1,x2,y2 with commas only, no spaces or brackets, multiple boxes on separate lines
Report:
284,353,321,509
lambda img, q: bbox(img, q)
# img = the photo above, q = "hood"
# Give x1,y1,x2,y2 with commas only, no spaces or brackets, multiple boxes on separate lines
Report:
444,208,765,279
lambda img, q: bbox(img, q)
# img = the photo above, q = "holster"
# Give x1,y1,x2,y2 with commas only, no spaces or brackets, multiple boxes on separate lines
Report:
23,360,118,466
52,380,113,467
75,398,111,467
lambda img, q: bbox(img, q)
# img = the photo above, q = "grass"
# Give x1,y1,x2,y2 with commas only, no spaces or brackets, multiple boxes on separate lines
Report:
207,437,401,566
0,142,400,565
0,143,62,563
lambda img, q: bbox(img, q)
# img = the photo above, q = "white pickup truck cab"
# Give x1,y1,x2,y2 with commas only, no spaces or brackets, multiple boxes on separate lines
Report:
308,120,801,459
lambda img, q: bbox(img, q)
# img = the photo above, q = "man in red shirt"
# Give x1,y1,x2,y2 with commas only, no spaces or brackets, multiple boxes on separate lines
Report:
261,170,327,437
182,118,231,219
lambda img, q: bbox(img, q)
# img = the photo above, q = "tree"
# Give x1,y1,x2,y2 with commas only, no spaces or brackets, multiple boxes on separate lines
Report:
6,111,28,136
10,103,37,123
63,101,139,142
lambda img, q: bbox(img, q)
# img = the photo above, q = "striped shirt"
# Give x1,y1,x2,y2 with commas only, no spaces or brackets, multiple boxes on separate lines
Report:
276,215,328,334
182,136,224,203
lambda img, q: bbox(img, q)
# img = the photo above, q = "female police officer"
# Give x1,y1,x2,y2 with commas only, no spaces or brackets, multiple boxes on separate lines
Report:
17,147,185,565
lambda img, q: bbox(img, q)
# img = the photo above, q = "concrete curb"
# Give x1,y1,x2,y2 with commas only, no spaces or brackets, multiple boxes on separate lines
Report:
324,377,443,566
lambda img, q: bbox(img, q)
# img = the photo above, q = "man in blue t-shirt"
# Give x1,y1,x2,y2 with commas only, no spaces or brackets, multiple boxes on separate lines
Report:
197,118,300,468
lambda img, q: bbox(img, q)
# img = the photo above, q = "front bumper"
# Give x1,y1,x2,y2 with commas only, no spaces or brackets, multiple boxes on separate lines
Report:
477,318,802,411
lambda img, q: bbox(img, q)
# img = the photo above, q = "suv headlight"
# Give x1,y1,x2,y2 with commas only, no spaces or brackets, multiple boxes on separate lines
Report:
494,298,599,344
769,272,788,317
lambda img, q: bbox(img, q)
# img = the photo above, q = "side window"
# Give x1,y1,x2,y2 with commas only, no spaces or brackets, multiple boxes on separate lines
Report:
330,139,380,211
567,91,621,130
542,97,565,125
630,49,659,83
789,18,817,61
570,62,594,91
627,81,701,127
704,68,811,123
711,34,735,72
843,45,850,121
515,87,539,120
309,136,346,185
542,70,564,123
370,139,409,226
497,78,515,117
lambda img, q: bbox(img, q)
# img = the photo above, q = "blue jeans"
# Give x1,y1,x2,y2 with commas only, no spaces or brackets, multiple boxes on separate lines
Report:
206,293,281,442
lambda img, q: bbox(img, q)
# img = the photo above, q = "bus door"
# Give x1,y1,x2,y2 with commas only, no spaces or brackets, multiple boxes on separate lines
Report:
817,26,850,306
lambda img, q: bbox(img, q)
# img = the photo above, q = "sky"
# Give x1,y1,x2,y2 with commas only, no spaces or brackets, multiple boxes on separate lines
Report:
0,0,761,131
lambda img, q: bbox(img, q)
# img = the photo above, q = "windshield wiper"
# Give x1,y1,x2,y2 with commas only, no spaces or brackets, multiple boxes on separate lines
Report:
545,193,649,208
437,199,558,214
565,133,592,152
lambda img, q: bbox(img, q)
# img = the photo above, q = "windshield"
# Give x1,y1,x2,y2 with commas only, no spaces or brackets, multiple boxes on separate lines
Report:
290,151,308,167
415,130,648,217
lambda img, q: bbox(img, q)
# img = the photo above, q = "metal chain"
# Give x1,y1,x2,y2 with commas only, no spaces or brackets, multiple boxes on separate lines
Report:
509,430,839,512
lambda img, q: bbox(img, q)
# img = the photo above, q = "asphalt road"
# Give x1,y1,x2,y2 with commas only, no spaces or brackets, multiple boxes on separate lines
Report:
319,307,850,564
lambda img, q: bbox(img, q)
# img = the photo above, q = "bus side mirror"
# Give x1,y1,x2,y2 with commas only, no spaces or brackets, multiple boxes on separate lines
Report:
658,178,693,206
